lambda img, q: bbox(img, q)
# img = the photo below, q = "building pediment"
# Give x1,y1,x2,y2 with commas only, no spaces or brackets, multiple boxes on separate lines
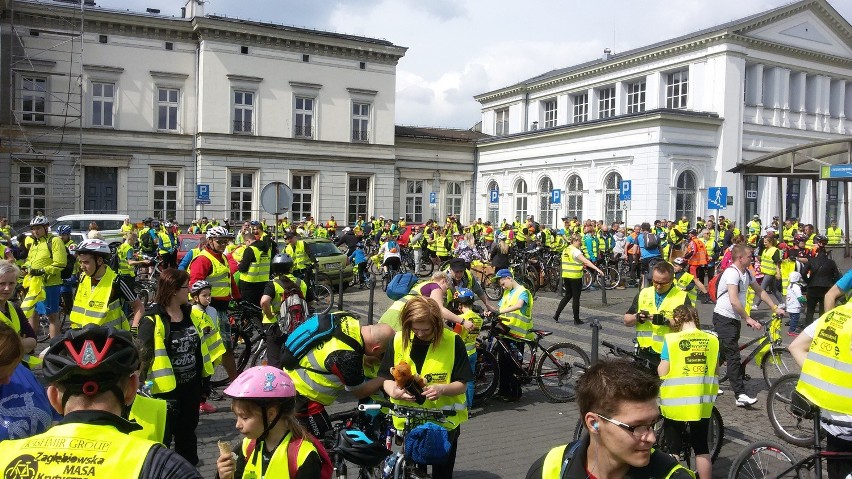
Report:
739,8,852,59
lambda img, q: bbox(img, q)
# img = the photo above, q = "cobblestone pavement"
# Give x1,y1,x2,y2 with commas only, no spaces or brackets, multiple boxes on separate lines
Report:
192,277,817,478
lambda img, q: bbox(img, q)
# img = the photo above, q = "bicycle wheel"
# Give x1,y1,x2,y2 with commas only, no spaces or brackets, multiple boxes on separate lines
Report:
210,328,251,387
250,343,267,368
767,373,815,447
726,440,804,479
762,346,800,388
602,266,620,290
536,342,590,402
416,256,434,278
310,283,334,315
708,406,724,461
315,272,333,290
483,274,503,301
521,274,538,299
36,315,50,342
472,348,499,407
581,269,593,290
546,267,561,292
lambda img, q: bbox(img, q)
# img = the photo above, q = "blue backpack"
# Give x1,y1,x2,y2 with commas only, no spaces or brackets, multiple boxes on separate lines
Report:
386,272,419,300
281,312,363,372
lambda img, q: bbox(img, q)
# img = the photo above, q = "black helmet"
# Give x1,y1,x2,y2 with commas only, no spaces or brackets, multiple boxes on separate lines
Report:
335,429,391,467
271,253,294,275
815,234,829,245
43,325,140,407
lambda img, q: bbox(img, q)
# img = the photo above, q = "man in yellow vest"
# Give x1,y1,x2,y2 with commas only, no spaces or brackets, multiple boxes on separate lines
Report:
0,325,203,478
23,216,67,337
288,313,395,439
789,305,852,478
0,216,11,243
827,219,843,246
526,359,694,479
236,230,273,306
622,261,688,368
284,231,315,301
72,239,142,331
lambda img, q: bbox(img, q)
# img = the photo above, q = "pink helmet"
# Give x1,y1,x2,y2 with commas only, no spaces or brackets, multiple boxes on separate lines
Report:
223,366,296,400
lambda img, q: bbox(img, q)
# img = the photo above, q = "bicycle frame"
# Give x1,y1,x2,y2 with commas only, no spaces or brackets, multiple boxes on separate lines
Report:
732,316,783,370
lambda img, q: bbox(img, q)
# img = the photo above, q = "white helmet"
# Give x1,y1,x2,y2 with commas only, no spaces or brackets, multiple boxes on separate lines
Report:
206,226,234,239
76,239,111,258
29,216,50,227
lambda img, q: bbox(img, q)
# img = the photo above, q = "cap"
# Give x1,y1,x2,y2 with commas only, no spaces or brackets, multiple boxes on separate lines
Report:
789,271,803,283
449,258,466,272
765,227,777,233
495,268,513,279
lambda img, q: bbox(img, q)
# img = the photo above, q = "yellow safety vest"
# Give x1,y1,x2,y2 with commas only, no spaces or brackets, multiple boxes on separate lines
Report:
0,421,157,478
190,307,226,363
827,226,843,245
390,328,468,431
779,259,797,296
458,309,484,357
674,271,697,305
760,247,778,276
483,227,494,242
242,433,317,479
128,394,167,443
191,249,232,299
26,234,66,287
659,330,719,421
434,234,450,258
0,303,41,368
515,228,527,243
581,234,598,260
379,281,432,331
561,245,583,279
270,276,307,324
157,230,174,254
117,242,135,277
146,312,215,395
70,267,129,331
289,317,363,405
636,286,687,353
796,304,852,414
541,444,692,479
500,285,534,340
782,225,796,243
805,233,815,249
242,245,271,283
285,241,310,272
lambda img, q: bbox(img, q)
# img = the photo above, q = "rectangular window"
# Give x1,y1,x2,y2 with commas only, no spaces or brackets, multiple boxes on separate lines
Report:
542,100,557,128
230,171,254,222
445,182,463,218
233,90,254,134
572,93,588,123
405,180,423,224
599,87,615,119
16,164,47,220
495,108,509,136
21,77,47,124
291,174,313,221
92,81,114,127
348,176,370,225
153,169,179,220
157,87,179,131
666,70,689,109
785,178,800,220
826,180,840,225
352,103,369,142
627,81,646,114
294,97,314,139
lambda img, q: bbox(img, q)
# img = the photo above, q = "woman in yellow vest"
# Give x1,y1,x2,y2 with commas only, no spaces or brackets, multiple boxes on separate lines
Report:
217,366,323,479
753,237,782,309
380,296,470,478
0,261,39,367
554,235,605,325
137,268,215,466
490,268,534,402
658,305,719,479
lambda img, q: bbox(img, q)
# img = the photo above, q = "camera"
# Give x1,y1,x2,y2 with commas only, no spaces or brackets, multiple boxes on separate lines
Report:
651,314,668,326
637,310,650,323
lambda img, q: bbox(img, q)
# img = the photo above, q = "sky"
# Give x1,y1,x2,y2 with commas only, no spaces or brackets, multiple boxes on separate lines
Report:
98,0,852,129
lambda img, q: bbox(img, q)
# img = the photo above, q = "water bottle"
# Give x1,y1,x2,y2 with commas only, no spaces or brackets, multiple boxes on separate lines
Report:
382,453,398,478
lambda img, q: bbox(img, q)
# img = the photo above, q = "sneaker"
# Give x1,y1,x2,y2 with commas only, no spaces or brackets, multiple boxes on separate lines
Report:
736,394,758,407
751,303,759,310
199,401,218,414
787,330,799,337
717,389,724,395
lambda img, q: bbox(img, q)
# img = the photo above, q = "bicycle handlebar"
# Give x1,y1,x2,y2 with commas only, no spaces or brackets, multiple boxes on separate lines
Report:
359,401,457,419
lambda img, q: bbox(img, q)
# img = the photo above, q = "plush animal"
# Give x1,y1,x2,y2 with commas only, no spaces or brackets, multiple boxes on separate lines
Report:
391,360,426,389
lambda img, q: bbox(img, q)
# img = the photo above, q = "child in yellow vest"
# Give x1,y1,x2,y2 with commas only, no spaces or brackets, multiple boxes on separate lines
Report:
452,287,483,408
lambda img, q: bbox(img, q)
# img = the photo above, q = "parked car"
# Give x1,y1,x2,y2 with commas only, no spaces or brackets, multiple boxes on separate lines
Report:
177,234,204,263
53,214,129,237
277,238,354,286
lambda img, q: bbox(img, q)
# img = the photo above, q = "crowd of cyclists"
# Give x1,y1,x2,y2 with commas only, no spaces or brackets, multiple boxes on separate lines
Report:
0,208,850,479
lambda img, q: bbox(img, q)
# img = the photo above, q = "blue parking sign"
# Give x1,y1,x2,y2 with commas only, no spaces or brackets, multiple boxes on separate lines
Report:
551,189,561,204
489,189,499,204
429,192,437,204
619,180,631,201
196,184,210,205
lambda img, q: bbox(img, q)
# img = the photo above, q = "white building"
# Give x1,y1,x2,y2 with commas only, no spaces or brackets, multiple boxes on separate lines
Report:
474,0,852,232
0,0,479,227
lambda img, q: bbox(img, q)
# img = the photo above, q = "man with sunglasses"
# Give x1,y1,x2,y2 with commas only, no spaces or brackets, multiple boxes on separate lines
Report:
527,358,693,478
623,261,689,369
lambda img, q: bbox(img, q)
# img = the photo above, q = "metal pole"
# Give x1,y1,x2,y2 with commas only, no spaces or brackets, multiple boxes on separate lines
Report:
338,265,344,310
599,273,607,305
590,317,601,366
367,275,376,325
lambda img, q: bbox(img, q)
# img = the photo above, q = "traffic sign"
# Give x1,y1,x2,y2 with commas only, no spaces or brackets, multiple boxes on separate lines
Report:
196,184,210,205
429,192,437,205
707,186,728,210
619,180,632,201
260,181,293,214
745,190,757,200
489,189,499,204
621,200,630,210
551,189,562,205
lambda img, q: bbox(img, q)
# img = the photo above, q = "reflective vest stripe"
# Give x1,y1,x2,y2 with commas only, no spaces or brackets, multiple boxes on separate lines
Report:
800,351,852,374
827,227,843,245
659,395,718,406
659,330,719,421
242,245,271,283
661,376,719,386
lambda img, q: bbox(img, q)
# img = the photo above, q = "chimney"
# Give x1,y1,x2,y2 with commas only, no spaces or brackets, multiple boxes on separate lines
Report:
183,0,205,18
181,6,186,17
602,48,615,61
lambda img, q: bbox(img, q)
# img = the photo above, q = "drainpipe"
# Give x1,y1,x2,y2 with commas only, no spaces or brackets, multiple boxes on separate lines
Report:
523,89,529,132
192,37,201,222
472,144,480,223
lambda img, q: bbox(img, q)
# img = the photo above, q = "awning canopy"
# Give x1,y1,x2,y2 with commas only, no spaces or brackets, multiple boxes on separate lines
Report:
729,139,852,177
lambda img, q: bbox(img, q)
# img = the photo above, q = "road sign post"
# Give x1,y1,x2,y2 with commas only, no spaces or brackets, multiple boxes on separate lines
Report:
429,192,437,209
707,186,728,251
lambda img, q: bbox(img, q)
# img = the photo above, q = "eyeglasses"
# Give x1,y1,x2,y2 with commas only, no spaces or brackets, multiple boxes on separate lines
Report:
214,239,229,244
595,413,661,439
652,279,672,286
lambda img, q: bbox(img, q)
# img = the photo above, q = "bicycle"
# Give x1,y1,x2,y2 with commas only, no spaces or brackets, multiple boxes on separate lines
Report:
766,373,816,447
297,262,333,315
727,392,852,479
473,313,589,404
209,301,264,387
324,406,391,479
718,313,798,388
469,265,502,302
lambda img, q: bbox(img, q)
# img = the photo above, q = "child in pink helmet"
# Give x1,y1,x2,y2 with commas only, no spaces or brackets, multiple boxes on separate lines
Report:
217,366,322,479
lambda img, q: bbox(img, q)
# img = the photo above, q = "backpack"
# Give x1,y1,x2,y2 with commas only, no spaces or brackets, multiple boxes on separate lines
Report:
643,232,659,250
139,229,155,252
280,312,363,372
106,241,124,274
47,236,75,280
709,266,750,303
386,272,418,300
276,280,309,335
245,434,332,479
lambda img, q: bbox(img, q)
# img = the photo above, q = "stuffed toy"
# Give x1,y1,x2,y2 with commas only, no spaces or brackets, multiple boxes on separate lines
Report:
391,360,426,389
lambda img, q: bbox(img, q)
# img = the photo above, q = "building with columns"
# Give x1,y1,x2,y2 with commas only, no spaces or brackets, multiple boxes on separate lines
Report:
474,0,852,232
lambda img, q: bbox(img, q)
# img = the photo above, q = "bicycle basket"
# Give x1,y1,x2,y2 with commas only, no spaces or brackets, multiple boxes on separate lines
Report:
404,423,451,465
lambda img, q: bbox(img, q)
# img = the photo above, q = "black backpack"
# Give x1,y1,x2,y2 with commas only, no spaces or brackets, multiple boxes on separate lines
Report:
280,312,363,372
47,236,75,280
643,232,659,250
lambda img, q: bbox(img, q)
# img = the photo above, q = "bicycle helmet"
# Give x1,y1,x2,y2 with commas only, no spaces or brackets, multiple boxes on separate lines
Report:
336,429,392,467
793,234,805,243
672,256,687,266
454,287,475,304
189,280,211,295
270,253,294,275
815,235,829,245
163,221,172,228
56,225,72,235
224,366,296,401
75,239,111,259
151,220,161,228
42,325,140,408
206,226,234,239
29,216,50,227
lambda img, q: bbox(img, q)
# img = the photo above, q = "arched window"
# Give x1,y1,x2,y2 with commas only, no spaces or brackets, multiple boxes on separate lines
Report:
675,171,697,224
445,182,462,219
538,177,554,228
604,172,624,225
514,179,528,221
486,180,499,226
565,175,583,221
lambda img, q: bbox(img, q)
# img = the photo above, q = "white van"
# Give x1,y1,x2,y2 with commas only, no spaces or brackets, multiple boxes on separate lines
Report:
53,214,129,237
